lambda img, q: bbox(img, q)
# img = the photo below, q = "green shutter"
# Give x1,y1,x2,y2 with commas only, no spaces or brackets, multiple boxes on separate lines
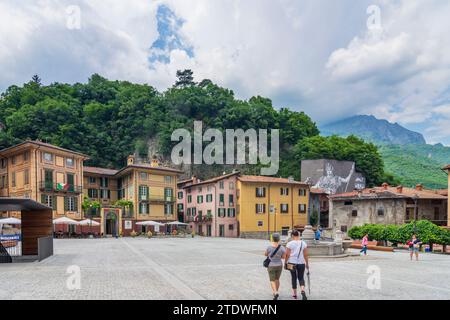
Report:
41,194,46,205
53,196,57,210
74,197,78,212
64,197,68,211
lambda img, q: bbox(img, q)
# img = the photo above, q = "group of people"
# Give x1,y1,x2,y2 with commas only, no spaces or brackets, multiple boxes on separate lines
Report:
359,233,423,260
264,230,309,301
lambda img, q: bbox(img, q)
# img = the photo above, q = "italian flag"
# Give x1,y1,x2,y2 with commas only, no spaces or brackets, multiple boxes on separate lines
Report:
57,183,70,191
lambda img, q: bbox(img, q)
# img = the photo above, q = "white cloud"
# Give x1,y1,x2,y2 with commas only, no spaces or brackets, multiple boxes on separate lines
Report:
1,0,450,144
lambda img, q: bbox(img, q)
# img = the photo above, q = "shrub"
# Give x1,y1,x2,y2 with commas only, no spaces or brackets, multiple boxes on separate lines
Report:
130,231,138,238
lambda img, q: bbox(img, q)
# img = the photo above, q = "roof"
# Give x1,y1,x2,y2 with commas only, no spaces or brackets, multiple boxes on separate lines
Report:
84,166,119,176
181,172,240,189
331,185,448,201
310,188,328,194
0,140,89,159
0,198,51,211
115,164,183,176
238,175,309,186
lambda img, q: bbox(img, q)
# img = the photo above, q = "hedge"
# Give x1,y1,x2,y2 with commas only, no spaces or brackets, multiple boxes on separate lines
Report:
348,221,450,245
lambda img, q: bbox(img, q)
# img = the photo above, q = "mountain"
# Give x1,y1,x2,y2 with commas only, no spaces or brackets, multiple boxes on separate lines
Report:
320,115,426,145
320,115,449,189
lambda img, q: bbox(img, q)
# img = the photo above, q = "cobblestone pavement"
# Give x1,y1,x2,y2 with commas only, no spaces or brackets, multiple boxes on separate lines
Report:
1,237,450,300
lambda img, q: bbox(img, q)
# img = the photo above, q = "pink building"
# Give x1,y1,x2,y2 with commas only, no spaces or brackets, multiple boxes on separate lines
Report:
177,172,240,237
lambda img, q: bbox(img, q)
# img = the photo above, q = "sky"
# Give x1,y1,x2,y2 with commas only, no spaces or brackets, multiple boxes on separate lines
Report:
1,0,450,145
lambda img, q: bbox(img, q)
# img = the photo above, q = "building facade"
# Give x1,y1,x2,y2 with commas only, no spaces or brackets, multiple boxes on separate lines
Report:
0,141,88,222
330,183,448,236
177,172,240,237
237,176,309,239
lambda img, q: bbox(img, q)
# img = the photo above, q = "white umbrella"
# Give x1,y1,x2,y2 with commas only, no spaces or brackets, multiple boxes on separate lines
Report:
53,217,79,225
166,221,189,226
0,218,21,225
79,219,100,226
53,217,79,237
136,221,165,226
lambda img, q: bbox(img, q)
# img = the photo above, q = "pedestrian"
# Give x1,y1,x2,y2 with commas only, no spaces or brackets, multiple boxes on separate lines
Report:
360,233,369,256
264,233,286,300
315,228,321,241
285,230,309,300
408,234,422,261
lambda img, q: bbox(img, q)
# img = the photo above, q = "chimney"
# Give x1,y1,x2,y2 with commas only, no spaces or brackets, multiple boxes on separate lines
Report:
382,183,389,190
150,157,159,168
127,155,135,166
192,176,198,184
396,185,403,194
415,184,423,191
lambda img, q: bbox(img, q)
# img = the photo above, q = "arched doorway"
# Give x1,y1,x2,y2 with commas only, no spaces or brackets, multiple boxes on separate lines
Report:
105,211,118,236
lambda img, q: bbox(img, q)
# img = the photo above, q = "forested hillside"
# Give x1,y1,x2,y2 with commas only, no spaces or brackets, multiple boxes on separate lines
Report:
0,71,391,186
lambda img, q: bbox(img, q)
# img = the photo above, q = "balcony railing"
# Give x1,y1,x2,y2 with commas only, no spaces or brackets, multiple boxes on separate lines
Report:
39,181,82,194
138,195,176,203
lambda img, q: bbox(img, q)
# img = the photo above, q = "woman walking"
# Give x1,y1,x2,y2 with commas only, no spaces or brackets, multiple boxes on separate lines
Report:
360,233,369,256
264,233,286,300
285,230,309,300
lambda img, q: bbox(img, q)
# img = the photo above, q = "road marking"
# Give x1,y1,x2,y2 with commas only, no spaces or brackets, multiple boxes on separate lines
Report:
120,238,204,300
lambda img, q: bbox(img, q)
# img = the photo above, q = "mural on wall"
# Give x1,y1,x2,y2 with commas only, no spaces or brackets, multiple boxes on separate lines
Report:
302,159,366,195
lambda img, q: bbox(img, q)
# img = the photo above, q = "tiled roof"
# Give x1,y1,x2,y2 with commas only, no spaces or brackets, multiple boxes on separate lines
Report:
181,172,240,188
331,185,448,201
115,164,183,176
84,166,119,176
0,140,89,159
238,175,308,186
310,188,327,194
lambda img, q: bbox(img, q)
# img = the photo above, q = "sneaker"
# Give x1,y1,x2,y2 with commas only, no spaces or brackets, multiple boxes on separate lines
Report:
301,291,308,301
292,295,298,300
273,293,279,301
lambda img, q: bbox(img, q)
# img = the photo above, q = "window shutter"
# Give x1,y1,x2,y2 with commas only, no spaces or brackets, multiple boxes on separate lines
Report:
41,194,46,204
53,196,57,210
64,197,68,211
74,198,78,212
255,204,258,213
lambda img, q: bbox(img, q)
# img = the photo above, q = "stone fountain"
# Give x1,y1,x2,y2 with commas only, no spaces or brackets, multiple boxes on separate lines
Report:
298,225,348,257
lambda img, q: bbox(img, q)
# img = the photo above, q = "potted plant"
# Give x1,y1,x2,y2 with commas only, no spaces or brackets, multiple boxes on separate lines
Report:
147,231,153,238
130,231,138,238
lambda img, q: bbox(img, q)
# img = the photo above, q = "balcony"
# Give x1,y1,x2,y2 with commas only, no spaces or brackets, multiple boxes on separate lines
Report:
138,195,176,203
39,181,82,194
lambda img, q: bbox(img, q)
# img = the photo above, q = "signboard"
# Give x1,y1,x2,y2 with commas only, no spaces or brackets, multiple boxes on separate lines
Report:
124,221,132,230
269,205,275,214
0,234,21,241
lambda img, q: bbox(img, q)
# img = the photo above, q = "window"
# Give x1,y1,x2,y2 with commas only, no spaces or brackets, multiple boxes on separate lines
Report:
187,195,192,203
377,208,385,217
24,169,30,185
219,181,224,189
43,152,53,162
197,195,204,204
88,189,98,198
100,189,111,199
229,182,235,190
11,155,16,165
23,152,30,162
281,204,289,213
256,204,266,214
299,189,307,196
177,204,184,212
197,187,202,193
0,159,6,168
66,158,74,167
178,192,184,200
89,177,96,184
229,194,234,206
67,173,74,188
218,208,226,217
257,221,264,227
41,195,56,210
165,176,173,183
165,204,173,215
165,188,173,201
207,185,212,192
227,208,236,217
140,172,148,180
11,172,16,187
256,187,266,198
352,210,358,217
229,224,234,231
281,188,289,196
282,227,290,236
65,196,77,212
219,194,225,206
100,177,109,188
139,186,149,201
341,225,348,233
206,194,213,203
298,204,306,214
139,202,150,215
0,175,6,188
344,201,353,206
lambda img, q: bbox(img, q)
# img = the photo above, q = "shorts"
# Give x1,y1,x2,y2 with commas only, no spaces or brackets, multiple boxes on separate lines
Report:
409,247,419,253
268,266,283,281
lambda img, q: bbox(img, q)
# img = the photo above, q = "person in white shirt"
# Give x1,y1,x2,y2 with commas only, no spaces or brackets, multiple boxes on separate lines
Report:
285,230,309,300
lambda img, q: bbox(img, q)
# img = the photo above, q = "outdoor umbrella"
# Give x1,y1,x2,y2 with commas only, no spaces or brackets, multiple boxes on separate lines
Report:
0,218,21,225
79,219,100,235
165,221,189,234
53,217,79,236
136,221,166,233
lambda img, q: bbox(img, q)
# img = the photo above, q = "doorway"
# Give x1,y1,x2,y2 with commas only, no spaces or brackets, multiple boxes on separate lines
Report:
207,225,212,237
219,225,225,237
105,212,117,236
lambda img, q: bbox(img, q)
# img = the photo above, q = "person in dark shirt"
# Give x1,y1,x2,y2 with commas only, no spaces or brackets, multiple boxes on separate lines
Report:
408,234,422,261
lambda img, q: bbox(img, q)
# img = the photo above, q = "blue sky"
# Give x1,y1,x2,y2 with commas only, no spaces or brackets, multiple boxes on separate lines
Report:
1,0,450,145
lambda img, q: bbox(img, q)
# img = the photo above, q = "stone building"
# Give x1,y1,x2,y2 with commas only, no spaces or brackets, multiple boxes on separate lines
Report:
329,183,448,236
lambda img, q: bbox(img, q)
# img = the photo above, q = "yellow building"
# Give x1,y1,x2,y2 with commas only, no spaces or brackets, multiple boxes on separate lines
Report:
83,156,182,236
236,175,309,239
0,140,88,220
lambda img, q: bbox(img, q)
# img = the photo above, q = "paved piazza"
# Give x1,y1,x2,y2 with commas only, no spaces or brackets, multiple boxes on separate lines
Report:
1,237,450,300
